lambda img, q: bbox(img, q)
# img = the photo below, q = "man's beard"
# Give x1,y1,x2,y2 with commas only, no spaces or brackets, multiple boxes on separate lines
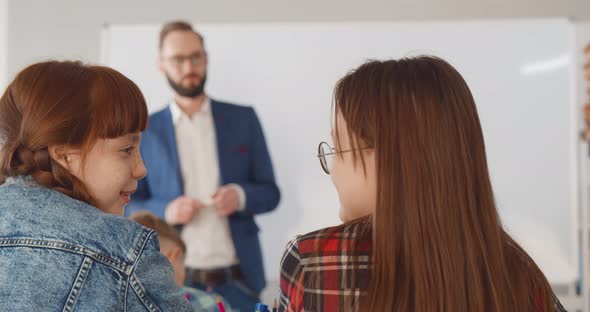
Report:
166,73,207,98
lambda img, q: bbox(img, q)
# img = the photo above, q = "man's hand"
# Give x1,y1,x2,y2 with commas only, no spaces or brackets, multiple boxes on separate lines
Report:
212,186,241,217
164,196,204,225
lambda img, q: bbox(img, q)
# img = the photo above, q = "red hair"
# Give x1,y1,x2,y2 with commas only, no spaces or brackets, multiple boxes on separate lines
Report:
0,61,148,205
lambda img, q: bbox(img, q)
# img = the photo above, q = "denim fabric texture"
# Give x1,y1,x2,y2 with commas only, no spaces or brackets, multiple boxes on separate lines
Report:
0,176,192,311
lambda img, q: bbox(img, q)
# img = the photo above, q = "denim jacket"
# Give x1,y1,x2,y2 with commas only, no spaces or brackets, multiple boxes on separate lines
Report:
0,176,192,311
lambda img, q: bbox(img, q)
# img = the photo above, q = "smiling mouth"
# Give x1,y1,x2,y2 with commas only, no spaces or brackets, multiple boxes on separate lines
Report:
120,190,136,202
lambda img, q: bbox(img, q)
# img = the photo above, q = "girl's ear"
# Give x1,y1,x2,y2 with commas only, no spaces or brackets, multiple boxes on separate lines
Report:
48,144,82,174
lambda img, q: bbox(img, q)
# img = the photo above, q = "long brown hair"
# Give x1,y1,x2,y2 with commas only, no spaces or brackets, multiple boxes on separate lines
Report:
333,56,555,311
0,61,148,205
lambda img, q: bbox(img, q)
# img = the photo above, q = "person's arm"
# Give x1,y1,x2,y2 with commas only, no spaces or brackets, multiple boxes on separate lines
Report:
279,237,304,312
235,108,281,216
126,231,192,311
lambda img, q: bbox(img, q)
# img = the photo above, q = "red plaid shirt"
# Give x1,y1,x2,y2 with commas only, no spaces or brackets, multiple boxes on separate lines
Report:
278,223,567,312
279,223,371,312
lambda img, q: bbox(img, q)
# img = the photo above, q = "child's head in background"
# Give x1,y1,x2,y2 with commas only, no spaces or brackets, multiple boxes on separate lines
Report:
130,210,186,285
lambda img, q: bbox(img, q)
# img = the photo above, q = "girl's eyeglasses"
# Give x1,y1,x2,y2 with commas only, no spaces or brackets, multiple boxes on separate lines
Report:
317,141,371,174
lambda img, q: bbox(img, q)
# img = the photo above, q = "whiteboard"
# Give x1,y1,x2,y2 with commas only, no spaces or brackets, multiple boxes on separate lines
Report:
101,19,578,285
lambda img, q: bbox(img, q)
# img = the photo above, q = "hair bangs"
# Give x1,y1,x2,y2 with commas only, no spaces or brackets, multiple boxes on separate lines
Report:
88,66,148,139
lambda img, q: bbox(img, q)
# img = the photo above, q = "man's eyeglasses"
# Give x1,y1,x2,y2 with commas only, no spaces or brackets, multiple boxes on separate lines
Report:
166,51,207,67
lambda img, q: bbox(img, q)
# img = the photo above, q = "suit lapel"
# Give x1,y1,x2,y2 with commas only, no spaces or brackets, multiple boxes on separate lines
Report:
157,107,184,192
212,100,230,185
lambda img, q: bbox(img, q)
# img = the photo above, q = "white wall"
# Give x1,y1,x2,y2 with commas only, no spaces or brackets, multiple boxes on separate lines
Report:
577,23,590,107
572,22,590,311
5,0,590,78
0,0,8,89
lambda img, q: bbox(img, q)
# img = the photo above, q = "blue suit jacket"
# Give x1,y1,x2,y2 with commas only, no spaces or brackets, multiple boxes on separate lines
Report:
126,99,280,294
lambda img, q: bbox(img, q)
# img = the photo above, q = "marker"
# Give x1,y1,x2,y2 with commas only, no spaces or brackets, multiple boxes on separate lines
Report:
217,295,226,312
255,303,269,312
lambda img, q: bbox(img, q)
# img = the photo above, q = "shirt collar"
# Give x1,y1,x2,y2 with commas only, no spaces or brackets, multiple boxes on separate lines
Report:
169,97,211,125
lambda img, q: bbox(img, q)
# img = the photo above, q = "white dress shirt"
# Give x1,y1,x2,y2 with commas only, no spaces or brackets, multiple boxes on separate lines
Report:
170,98,245,269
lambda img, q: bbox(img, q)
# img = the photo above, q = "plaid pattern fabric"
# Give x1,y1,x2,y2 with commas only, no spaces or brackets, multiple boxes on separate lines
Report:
278,223,568,312
279,223,371,312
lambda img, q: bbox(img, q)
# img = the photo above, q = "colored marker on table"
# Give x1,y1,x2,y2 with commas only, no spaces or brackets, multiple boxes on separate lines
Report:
255,303,269,312
217,295,226,312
